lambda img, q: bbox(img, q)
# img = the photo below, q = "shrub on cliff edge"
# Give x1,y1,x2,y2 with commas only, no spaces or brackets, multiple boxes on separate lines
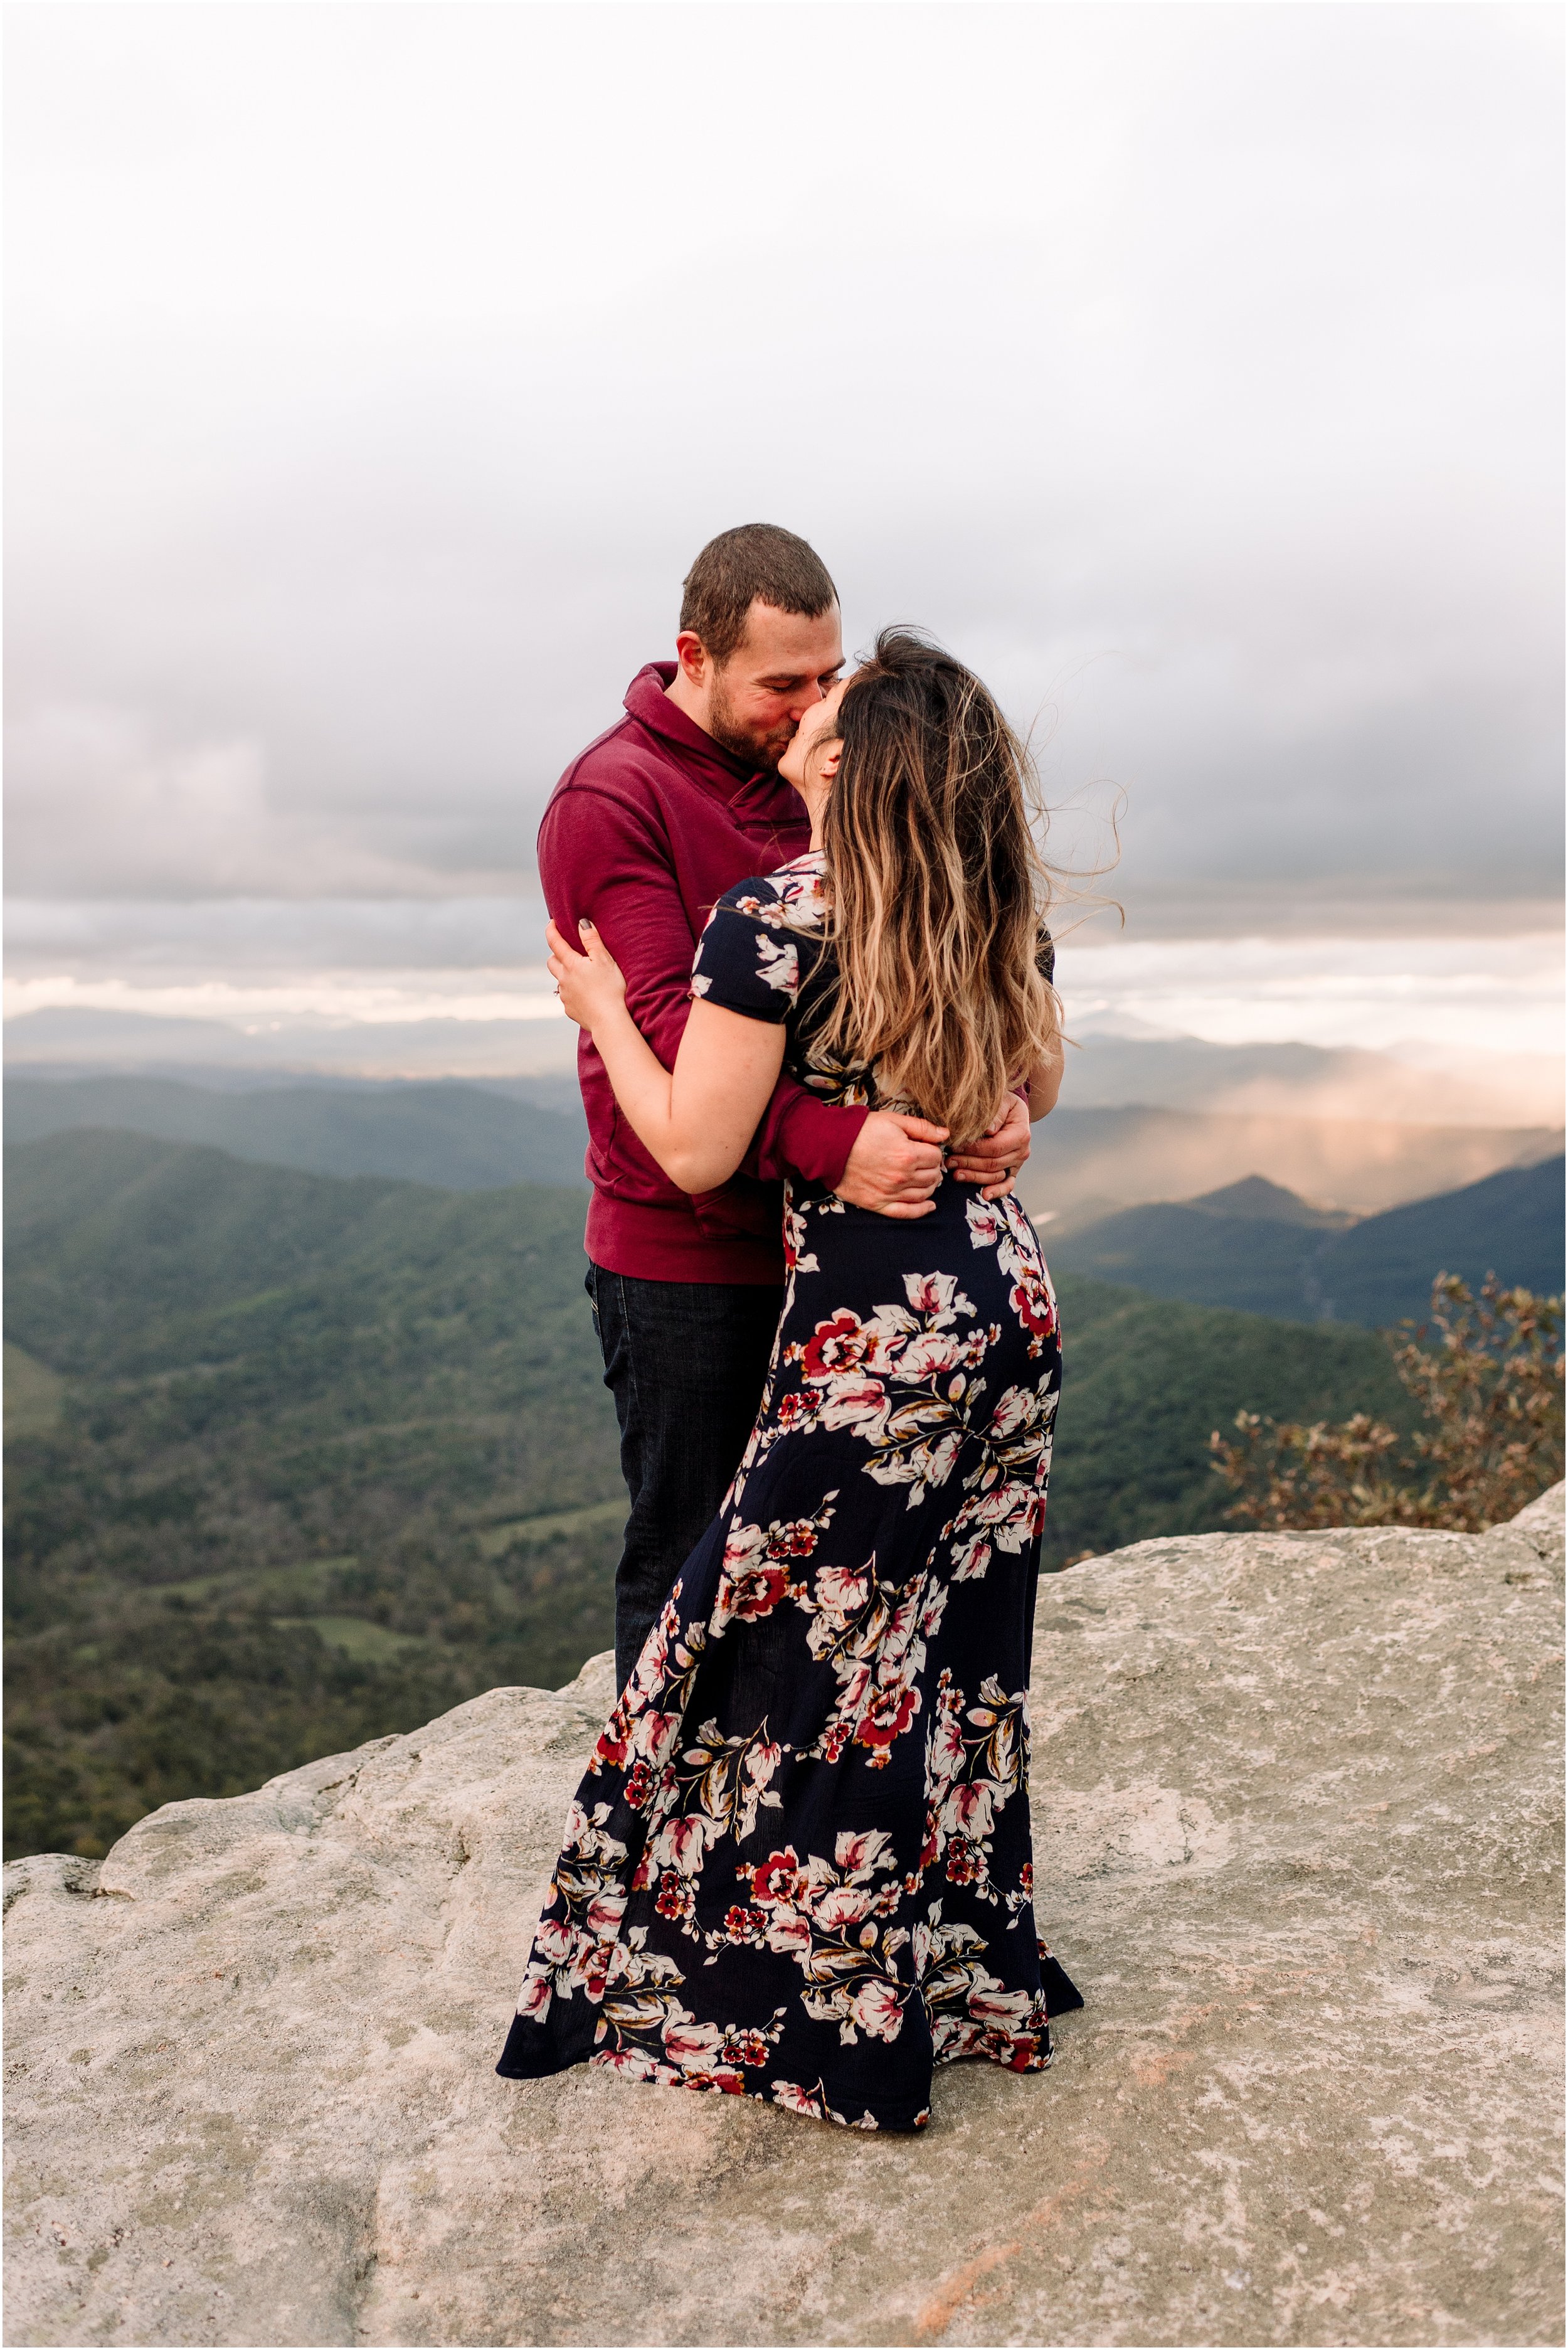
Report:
1210,1276,1565,1533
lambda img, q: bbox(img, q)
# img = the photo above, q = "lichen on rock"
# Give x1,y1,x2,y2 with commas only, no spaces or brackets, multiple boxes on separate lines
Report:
5,1490,1562,2347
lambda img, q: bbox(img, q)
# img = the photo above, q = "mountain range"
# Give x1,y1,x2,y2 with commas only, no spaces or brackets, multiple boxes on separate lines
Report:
1019,1102,1558,1221
8,1010,1562,1129
4,1071,591,1191
1049,1159,1565,1324
8,1069,1559,1223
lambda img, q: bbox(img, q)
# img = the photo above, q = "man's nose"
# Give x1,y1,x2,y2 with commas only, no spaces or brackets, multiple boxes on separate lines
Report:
789,681,825,716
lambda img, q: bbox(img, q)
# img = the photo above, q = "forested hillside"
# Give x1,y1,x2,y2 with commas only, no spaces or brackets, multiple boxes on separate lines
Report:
1315,1156,1566,1326
5,1129,1408,1860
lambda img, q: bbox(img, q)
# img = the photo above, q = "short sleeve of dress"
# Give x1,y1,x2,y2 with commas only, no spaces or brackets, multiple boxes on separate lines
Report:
689,885,802,1024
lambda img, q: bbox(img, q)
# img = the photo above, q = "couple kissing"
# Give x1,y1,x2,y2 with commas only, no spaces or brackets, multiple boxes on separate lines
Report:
495,523,1081,2134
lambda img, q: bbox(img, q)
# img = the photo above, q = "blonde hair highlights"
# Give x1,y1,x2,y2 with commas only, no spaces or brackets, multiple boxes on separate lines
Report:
815,629,1059,1144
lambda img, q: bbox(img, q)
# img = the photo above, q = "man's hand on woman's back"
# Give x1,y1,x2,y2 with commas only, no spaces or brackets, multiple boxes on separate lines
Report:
835,1092,1034,1218
835,1112,949,1219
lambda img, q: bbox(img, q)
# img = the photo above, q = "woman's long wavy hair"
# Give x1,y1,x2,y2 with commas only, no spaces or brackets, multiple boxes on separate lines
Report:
813,629,1060,1145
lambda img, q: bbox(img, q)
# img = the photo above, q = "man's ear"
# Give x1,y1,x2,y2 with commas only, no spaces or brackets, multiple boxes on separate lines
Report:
674,630,708,684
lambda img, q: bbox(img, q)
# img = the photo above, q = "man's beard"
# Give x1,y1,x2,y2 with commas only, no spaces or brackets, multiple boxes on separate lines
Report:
707,674,797,771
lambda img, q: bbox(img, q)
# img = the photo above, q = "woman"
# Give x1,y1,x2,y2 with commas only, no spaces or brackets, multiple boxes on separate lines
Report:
496,630,1079,2132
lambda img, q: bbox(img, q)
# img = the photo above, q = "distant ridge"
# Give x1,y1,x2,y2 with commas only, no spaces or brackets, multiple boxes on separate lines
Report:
3,1073,590,1193
1050,1156,1565,1326
1021,1102,1560,1223
1315,1155,1567,1327
7,1070,1556,1221
1178,1175,1353,1229
10,1009,1560,1128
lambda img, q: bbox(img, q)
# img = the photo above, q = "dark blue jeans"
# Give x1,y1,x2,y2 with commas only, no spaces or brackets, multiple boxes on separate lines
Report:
587,1264,784,1694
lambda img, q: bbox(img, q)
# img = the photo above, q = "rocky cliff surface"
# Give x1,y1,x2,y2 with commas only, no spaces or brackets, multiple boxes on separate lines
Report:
6,1489,1563,2349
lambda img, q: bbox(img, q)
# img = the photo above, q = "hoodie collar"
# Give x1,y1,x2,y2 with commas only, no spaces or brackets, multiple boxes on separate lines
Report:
622,661,768,802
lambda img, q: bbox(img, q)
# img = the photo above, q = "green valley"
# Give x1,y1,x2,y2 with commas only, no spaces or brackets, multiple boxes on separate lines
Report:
6,1129,1410,1861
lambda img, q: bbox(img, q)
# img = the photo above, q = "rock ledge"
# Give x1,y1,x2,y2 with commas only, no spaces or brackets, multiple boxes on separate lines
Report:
6,1490,1564,2347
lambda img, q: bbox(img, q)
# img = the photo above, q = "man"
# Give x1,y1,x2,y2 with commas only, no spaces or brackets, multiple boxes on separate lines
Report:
539,524,1032,1689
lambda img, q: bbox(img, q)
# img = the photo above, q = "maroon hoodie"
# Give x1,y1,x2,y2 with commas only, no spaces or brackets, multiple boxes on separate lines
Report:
537,662,869,1284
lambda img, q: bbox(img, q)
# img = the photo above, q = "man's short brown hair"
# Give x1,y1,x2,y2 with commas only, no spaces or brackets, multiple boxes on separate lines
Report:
679,524,839,665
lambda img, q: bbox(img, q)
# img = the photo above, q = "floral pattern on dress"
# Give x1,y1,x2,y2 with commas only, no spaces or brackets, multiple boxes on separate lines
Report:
497,854,1078,2130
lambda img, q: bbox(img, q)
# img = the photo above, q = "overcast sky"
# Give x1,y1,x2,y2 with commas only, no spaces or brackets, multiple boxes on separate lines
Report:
5,3,1562,1051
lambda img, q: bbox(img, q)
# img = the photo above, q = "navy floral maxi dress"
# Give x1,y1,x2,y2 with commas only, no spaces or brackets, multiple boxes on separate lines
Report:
496,853,1081,2131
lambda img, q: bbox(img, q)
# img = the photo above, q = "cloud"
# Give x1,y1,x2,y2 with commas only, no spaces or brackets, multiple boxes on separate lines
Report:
1056,930,1565,1058
5,705,529,899
3,3,1561,922
2,895,546,979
